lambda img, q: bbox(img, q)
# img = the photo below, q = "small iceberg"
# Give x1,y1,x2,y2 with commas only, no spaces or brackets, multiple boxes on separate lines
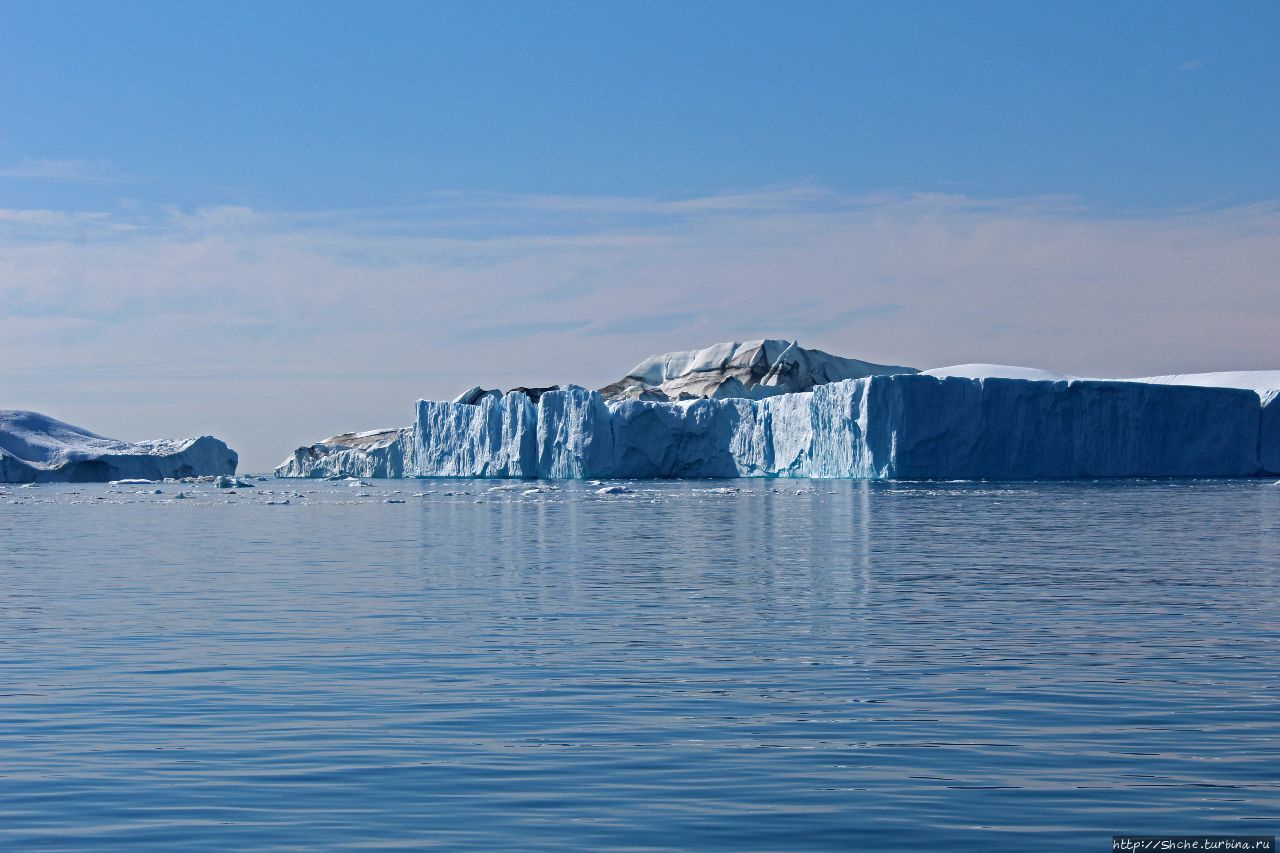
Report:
2,410,237,483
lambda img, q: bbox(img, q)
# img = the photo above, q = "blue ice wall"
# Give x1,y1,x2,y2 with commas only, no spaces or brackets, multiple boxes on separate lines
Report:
281,376,1269,479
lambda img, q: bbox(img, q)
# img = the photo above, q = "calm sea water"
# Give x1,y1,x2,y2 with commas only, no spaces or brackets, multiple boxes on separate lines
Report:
1,478,1277,850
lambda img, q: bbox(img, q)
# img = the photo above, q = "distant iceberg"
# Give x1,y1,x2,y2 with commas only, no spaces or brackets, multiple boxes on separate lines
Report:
0,410,238,483
277,340,1278,480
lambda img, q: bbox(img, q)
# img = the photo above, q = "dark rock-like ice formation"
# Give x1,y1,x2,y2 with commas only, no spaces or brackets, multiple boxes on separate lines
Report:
598,339,916,401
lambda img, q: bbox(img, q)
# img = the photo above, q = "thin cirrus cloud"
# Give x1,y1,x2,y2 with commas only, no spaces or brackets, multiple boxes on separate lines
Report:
0,158,123,182
1,186,1279,470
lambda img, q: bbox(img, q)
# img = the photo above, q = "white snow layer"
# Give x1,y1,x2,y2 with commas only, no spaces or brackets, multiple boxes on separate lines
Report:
0,410,238,483
1124,371,1280,394
276,375,1278,479
923,366,1280,394
922,364,1074,382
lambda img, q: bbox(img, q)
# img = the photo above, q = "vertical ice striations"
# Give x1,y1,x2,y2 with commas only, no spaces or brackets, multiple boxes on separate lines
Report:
410,392,538,477
276,376,1270,479
536,386,614,478
608,398,741,478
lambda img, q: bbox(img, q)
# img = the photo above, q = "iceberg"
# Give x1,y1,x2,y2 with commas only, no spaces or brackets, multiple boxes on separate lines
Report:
0,410,238,483
276,340,1278,480
277,376,1269,480
275,428,407,479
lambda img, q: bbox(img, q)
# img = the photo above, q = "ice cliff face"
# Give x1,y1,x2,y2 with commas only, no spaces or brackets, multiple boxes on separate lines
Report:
0,410,238,483
276,376,1274,480
598,339,916,401
1121,371,1280,478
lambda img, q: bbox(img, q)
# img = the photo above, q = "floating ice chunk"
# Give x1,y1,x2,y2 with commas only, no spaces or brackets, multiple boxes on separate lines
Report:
596,485,634,494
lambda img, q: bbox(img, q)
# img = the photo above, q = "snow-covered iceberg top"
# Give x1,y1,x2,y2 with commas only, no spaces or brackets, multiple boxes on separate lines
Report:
598,338,917,401
924,364,1280,396
0,410,238,483
922,364,1075,382
1126,370,1280,395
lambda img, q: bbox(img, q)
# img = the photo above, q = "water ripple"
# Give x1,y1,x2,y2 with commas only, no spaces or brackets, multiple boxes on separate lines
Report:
1,478,1277,849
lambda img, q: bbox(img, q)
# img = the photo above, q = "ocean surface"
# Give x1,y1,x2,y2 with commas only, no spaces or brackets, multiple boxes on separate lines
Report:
1,477,1277,850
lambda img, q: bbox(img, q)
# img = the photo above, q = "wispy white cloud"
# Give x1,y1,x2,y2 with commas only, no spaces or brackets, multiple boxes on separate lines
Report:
0,158,123,182
2,186,1278,469
0,208,110,227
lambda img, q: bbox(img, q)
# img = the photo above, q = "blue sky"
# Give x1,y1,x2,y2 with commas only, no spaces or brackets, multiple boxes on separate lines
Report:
4,1,1277,210
1,2,1279,469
